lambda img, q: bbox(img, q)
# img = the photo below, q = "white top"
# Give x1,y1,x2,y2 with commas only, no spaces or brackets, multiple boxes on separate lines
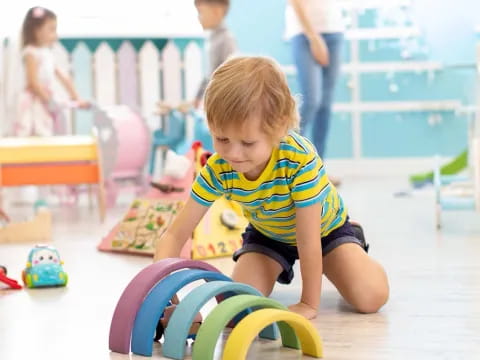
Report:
22,45,57,91
285,0,345,39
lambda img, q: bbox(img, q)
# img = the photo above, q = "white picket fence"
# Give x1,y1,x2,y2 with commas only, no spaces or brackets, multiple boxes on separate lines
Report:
0,36,205,136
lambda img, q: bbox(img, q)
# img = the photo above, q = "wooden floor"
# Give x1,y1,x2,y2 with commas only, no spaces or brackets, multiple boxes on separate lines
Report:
1,173,480,360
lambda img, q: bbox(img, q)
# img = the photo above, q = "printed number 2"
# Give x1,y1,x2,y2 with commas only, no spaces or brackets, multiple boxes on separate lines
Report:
217,242,227,253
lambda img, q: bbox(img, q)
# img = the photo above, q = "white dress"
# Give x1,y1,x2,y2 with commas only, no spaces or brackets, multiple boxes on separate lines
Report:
14,45,58,136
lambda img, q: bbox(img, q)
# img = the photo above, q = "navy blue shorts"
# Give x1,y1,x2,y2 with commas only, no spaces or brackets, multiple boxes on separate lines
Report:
232,220,368,284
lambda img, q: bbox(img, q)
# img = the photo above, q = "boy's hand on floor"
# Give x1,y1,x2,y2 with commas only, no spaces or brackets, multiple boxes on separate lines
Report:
288,302,318,320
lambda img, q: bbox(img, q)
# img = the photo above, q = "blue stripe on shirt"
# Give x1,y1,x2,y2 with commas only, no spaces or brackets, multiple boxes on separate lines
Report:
191,190,214,207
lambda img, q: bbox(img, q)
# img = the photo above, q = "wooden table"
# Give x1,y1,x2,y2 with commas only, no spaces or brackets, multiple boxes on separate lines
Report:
0,135,106,222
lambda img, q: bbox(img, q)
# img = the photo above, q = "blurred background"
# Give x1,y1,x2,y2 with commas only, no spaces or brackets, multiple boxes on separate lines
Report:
1,3,480,359
1,0,479,163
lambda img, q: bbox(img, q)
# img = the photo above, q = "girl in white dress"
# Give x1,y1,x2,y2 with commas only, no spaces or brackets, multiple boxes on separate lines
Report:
15,6,88,136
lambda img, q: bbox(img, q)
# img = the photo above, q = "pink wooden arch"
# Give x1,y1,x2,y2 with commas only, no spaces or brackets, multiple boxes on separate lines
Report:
108,258,221,354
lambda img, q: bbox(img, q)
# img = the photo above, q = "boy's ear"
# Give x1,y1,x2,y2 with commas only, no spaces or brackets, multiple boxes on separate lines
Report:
279,121,290,137
273,122,289,144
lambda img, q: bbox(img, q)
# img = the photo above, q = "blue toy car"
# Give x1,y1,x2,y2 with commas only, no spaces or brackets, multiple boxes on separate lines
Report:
22,245,68,288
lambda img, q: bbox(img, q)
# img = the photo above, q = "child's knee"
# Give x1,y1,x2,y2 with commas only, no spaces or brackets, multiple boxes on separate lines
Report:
353,283,389,314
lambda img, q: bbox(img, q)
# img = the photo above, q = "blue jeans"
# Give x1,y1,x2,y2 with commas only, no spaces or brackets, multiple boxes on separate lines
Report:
291,32,343,158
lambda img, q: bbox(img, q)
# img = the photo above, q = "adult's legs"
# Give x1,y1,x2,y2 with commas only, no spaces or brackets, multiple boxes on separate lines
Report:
291,34,321,150
312,33,344,158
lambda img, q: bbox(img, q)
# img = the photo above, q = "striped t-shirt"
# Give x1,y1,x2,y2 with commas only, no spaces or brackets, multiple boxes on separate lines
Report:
191,132,347,245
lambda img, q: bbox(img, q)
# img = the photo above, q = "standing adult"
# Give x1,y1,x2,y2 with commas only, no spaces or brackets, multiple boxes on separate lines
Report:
286,0,344,172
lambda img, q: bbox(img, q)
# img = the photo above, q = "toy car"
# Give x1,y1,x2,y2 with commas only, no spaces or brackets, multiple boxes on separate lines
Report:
22,245,68,288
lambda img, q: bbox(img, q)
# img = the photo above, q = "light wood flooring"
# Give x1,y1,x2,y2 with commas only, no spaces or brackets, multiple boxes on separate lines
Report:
1,173,479,360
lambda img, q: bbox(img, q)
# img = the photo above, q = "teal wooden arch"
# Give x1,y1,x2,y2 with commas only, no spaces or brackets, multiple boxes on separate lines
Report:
162,282,278,360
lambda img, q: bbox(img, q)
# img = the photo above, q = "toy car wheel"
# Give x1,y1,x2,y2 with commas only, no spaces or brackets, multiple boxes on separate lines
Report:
0,265,7,275
25,273,33,288
21,270,27,285
63,273,68,286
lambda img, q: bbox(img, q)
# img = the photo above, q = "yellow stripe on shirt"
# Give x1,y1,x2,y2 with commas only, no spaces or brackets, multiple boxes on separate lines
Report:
191,132,348,245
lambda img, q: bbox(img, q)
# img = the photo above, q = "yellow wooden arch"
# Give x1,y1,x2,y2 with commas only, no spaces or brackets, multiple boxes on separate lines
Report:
222,308,323,359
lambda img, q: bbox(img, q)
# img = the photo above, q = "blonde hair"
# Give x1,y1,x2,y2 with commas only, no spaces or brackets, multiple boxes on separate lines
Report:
204,56,299,140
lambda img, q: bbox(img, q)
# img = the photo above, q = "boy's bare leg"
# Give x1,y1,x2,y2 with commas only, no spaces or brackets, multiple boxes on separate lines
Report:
231,252,283,296
323,243,389,313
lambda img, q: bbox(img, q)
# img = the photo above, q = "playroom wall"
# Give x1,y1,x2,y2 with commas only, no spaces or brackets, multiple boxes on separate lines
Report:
1,0,479,161
228,0,480,159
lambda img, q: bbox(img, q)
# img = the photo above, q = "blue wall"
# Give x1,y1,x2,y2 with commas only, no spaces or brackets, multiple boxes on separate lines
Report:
228,0,291,64
411,0,480,65
227,0,478,159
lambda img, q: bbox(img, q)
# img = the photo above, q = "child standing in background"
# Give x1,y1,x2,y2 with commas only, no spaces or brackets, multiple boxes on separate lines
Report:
15,6,88,136
193,0,236,108
154,56,389,319
158,0,236,114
